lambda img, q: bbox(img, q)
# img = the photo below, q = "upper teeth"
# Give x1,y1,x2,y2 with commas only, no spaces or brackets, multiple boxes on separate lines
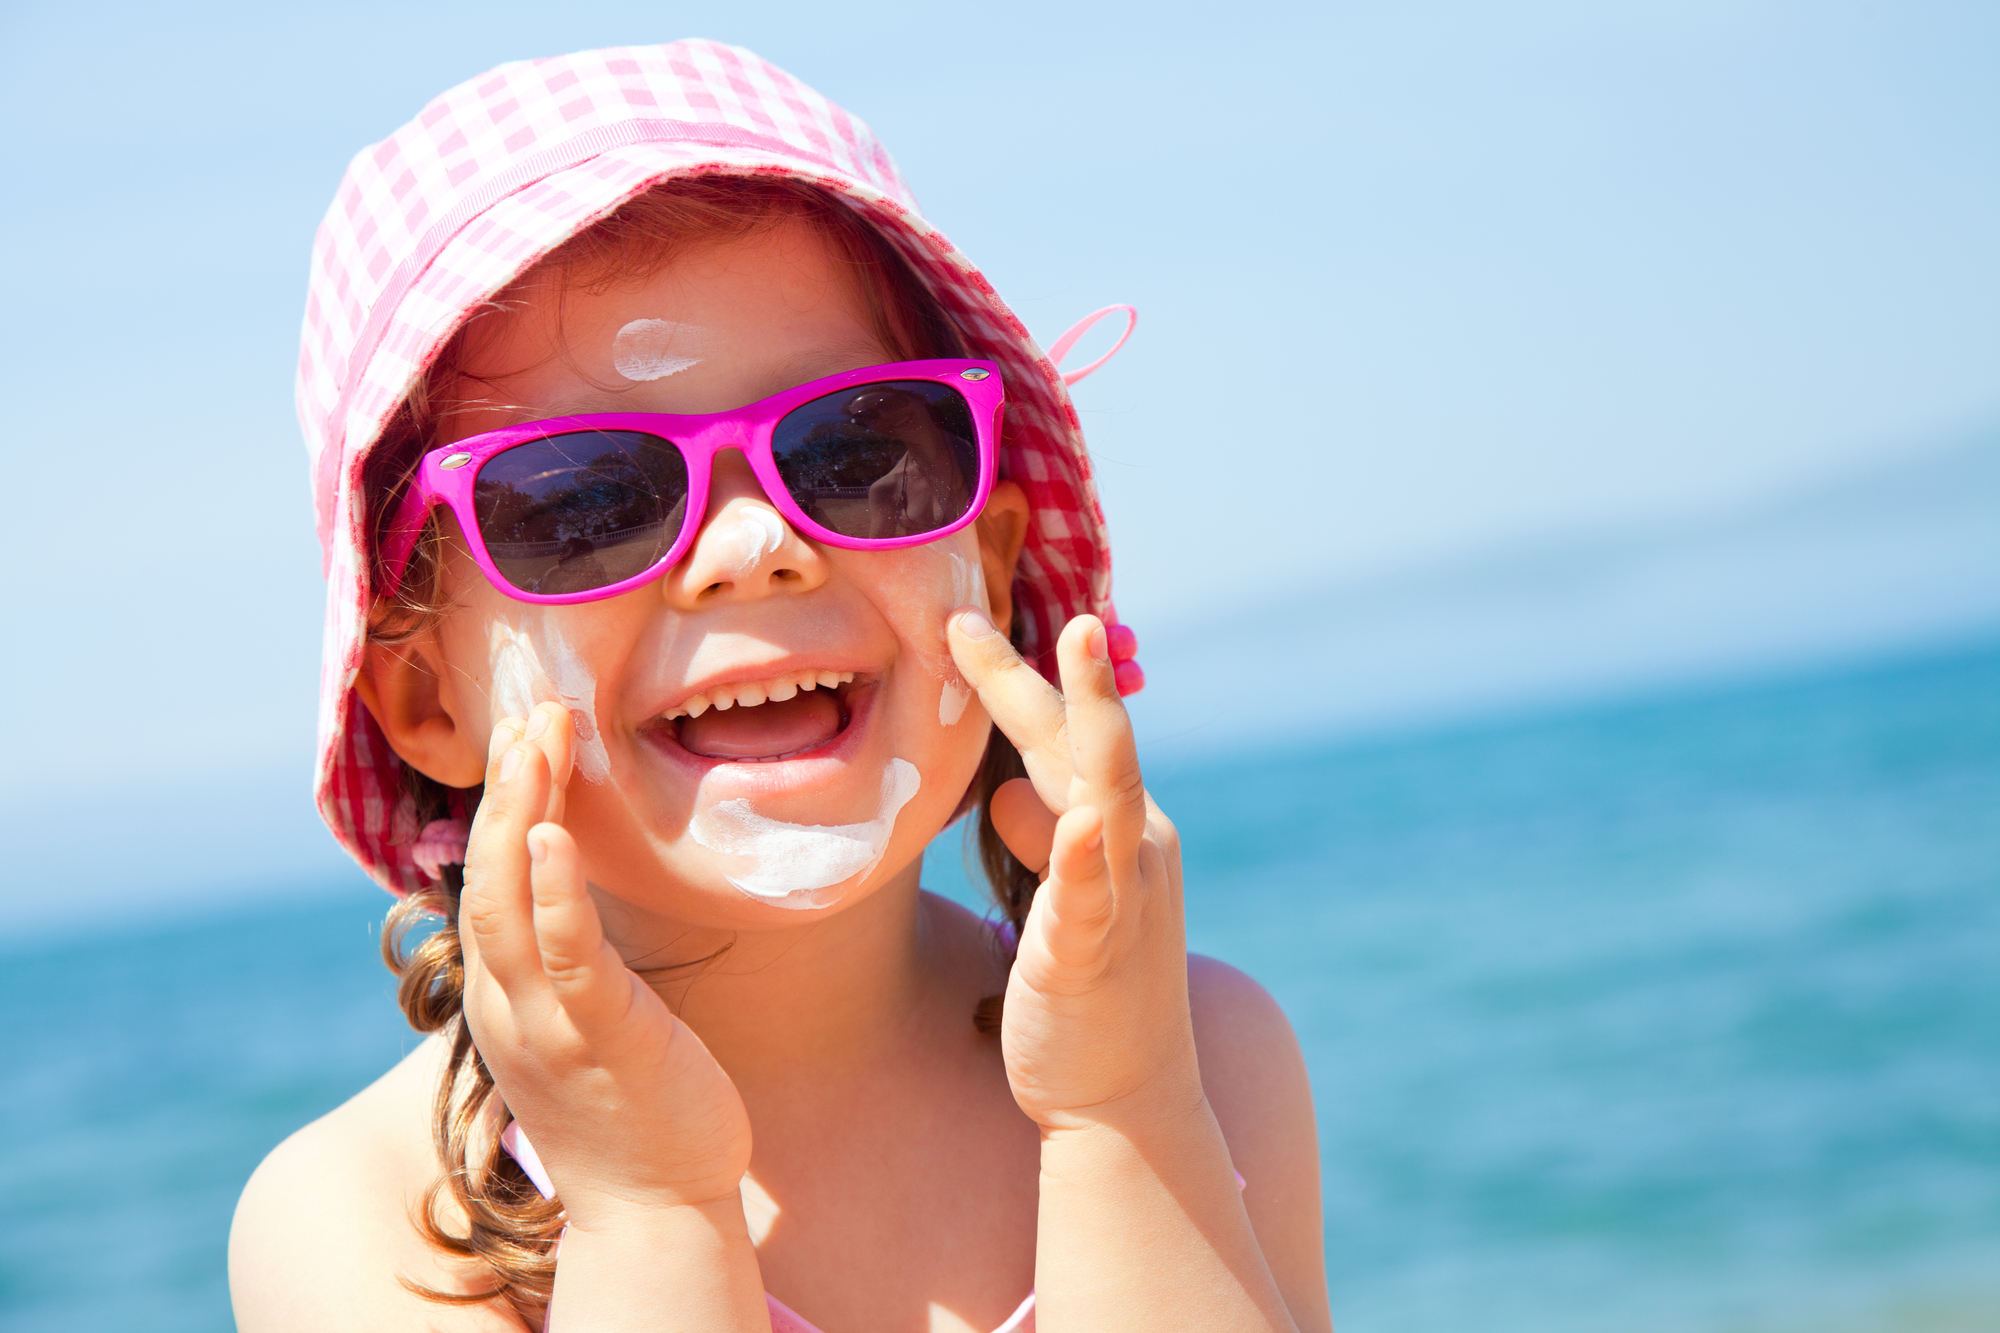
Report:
663,670,855,720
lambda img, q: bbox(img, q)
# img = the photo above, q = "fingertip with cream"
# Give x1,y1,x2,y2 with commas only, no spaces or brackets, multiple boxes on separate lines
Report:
953,606,999,640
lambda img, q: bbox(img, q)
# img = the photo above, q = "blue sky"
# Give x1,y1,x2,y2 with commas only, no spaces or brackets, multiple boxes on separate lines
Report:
0,1,1994,919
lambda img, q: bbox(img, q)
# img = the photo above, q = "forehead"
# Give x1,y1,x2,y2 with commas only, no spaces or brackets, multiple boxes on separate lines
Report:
448,219,892,422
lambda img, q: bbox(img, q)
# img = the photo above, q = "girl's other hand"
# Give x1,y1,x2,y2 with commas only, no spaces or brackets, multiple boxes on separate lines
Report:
459,703,753,1228
946,612,1199,1135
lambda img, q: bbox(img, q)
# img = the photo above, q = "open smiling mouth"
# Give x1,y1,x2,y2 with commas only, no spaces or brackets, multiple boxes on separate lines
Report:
651,671,861,763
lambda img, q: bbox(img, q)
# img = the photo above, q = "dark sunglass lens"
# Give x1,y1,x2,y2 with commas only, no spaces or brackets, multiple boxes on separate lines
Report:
472,430,689,595
771,381,979,540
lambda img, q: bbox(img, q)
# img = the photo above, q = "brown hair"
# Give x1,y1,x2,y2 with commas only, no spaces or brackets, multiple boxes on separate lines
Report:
366,174,1038,1321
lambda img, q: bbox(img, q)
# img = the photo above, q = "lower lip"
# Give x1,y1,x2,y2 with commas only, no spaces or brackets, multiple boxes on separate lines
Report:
637,682,876,797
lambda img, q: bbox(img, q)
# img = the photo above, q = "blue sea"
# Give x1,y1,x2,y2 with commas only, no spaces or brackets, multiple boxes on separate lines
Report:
3,643,1995,1333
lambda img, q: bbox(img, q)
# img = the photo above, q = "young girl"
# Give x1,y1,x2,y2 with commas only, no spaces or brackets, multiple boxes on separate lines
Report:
231,40,1329,1333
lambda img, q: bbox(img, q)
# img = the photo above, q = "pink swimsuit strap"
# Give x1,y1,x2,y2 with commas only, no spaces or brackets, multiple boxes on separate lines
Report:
769,1290,1037,1333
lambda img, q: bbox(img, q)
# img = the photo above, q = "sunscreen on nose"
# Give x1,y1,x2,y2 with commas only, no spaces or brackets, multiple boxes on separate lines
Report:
726,507,787,575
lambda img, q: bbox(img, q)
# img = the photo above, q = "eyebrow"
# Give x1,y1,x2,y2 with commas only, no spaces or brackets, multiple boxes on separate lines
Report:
768,334,899,383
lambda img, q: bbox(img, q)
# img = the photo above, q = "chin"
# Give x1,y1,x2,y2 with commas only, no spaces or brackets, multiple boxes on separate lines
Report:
579,679,984,925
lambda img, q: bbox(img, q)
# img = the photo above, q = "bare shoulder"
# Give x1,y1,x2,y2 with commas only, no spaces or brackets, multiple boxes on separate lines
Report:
1188,955,1333,1333
229,1034,524,1331
1187,954,1313,1146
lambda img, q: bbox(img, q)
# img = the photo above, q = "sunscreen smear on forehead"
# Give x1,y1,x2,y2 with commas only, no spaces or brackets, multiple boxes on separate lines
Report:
612,318,706,381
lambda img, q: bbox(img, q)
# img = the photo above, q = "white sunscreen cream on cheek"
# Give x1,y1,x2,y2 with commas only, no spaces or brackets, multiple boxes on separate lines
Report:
938,550,990,725
538,618,610,784
689,759,922,909
940,675,972,726
485,615,611,784
612,318,706,382
488,620,539,723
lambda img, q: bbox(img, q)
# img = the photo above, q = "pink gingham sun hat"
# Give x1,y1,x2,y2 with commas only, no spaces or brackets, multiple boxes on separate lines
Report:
301,39,1130,894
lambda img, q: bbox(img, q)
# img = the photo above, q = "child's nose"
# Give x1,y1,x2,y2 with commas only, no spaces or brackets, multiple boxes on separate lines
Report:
663,450,829,606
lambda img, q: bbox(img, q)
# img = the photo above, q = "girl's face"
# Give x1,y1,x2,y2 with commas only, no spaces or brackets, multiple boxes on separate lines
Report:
403,219,1021,930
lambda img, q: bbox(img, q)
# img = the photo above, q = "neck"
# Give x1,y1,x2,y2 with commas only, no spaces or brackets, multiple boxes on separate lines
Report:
591,860,976,1092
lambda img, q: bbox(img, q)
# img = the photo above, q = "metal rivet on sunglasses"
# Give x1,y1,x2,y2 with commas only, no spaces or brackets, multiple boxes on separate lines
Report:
439,452,474,470
959,368,991,381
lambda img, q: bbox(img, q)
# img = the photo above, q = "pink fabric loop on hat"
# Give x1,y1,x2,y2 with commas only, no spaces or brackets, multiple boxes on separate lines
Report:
410,818,471,882
1047,304,1136,386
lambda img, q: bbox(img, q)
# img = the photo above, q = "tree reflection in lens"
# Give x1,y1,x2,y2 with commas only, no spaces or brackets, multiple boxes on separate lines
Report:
842,387,973,539
771,381,978,541
474,430,689,595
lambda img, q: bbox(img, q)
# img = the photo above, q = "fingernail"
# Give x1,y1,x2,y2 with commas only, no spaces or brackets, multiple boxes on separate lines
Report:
955,606,999,639
1087,626,1110,664
526,709,550,739
499,748,523,782
527,829,548,865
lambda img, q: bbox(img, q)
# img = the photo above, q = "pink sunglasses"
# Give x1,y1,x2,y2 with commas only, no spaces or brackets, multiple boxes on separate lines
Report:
381,359,1002,604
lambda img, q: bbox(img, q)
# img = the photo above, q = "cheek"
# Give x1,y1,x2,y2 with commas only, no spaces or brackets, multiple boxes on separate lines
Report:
433,587,613,784
431,578,514,735
938,545,990,726
525,615,610,784
948,544,990,617
866,536,990,727
485,620,539,719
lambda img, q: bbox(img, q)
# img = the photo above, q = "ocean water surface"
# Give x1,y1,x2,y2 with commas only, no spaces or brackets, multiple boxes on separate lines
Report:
2,642,1994,1332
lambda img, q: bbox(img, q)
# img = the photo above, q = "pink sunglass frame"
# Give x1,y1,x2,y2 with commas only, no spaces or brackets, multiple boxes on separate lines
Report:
381,358,1004,605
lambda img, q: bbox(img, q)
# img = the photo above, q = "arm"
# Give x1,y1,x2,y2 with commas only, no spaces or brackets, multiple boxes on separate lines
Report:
949,614,1328,1333
543,1199,766,1333
1189,956,1333,1333
1036,1097,1295,1333
1040,960,1330,1333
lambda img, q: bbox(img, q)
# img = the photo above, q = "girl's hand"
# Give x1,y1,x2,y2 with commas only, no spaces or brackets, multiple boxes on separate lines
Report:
458,703,753,1228
946,612,1199,1134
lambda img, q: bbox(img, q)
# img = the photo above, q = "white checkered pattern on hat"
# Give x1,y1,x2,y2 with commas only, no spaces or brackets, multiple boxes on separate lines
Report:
300,40,1116,893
